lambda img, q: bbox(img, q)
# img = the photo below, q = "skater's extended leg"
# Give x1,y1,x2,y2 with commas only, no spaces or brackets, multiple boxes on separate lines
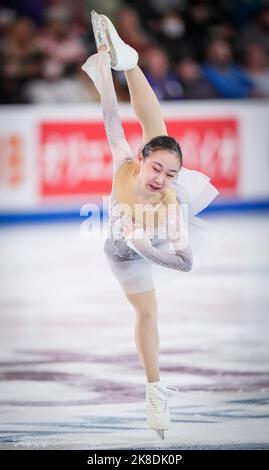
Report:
81,43,133,171
126,289,160,383
90,10,166,145
124,66,167,145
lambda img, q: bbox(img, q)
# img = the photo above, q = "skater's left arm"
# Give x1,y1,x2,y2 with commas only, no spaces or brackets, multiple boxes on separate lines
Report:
124,210,193,272
126,231,193,272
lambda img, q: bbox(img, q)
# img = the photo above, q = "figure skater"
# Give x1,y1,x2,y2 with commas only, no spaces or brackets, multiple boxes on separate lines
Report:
82,10,219,440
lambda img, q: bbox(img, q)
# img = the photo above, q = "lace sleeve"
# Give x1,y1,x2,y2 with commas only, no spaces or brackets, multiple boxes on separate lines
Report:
83,51,134,175
124,201,193,272
126,228,193,272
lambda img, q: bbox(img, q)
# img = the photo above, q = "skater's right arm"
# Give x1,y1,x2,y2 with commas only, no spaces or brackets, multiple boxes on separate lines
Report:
95,51,134,175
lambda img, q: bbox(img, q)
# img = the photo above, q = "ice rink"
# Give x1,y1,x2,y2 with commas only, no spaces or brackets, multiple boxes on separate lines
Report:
0,212,268,450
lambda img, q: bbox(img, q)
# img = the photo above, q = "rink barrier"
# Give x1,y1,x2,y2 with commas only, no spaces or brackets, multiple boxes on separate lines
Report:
0,198,269,225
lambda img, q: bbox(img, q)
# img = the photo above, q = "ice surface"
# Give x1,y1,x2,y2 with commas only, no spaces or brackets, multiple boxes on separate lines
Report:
0,213,268,449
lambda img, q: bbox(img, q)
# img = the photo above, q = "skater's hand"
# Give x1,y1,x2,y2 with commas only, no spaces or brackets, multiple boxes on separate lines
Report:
168,204,189,251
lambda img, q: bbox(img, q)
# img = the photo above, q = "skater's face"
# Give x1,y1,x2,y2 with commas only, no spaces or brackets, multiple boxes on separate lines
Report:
137,150,181,194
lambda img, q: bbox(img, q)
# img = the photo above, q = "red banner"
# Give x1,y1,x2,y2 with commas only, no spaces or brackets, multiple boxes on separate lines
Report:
166,118,239,192
39,118,239,197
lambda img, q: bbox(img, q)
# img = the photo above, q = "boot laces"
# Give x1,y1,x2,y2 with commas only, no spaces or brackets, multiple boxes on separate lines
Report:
147,383,179,413
147,387,167,413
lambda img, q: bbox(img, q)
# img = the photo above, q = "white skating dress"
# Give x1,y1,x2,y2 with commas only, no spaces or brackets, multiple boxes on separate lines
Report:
82,51,220,294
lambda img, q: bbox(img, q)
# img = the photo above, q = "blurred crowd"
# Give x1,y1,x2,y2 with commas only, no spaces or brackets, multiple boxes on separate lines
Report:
1,0,269,104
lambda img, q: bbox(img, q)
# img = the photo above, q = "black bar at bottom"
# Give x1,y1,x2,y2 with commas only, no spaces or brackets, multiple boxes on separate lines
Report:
0,449,268,467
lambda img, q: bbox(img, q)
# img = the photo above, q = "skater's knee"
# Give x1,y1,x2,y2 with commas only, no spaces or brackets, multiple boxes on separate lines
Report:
135,309,157,325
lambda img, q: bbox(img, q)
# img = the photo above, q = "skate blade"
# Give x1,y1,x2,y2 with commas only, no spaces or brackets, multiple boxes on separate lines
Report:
91,10,111,55
156,430,165,440
99,15,118,68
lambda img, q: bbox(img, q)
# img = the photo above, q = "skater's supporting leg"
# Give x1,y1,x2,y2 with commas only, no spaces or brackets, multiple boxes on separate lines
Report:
124,66,167,145
126,289,160,383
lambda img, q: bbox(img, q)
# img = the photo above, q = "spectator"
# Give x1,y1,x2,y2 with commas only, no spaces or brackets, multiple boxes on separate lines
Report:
115,6,153,55
208,18,238,44
0,16,40,103
238,6,269,55
184,0,219,60
243,42,269,96
37,5,87,81
1,1,269,103
152,9,192,61
23,71,99,103
21,6,96,103
175,56,218,99
202,38,256,98
141,45,183,100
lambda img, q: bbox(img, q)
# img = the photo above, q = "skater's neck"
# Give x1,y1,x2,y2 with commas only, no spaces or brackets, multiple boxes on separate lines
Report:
133,175,164,206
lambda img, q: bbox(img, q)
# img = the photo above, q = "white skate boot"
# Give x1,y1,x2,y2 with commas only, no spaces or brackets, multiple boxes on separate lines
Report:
91,9,138,71
146,380,178,440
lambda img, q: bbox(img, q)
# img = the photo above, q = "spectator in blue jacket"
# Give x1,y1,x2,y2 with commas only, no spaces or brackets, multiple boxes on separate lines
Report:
141,45,183,101
202,38,256,98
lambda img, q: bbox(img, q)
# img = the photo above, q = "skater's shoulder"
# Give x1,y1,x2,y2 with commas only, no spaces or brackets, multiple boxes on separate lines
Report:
115,158,139,179
114,159,138,206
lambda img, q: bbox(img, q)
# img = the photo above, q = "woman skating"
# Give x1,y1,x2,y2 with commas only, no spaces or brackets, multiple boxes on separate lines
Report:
82,10,219,440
